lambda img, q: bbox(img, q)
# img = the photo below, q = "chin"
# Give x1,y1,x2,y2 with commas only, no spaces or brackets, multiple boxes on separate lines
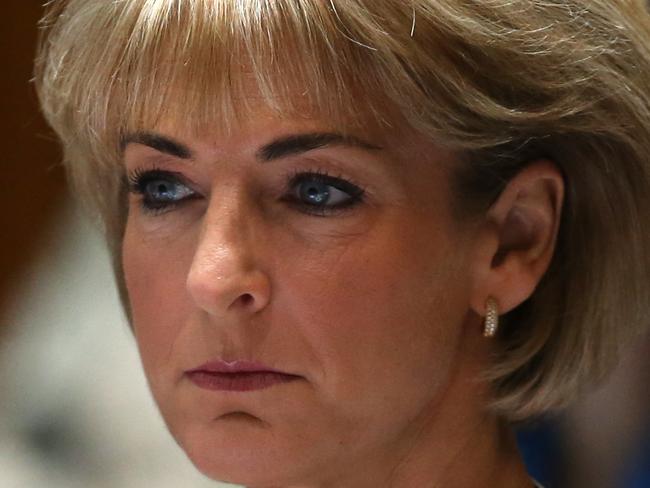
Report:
188,453,302,488
177,420,307,487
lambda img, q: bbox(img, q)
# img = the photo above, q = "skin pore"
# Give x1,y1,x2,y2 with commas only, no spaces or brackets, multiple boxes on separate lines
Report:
121,107,563,487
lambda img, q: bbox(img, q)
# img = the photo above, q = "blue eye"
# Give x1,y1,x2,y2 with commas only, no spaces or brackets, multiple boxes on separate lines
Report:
127,169,196,214
126,168,365,217
286,170,365,216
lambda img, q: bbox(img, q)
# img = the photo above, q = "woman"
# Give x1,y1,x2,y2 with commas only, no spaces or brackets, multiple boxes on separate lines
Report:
34,1,650,487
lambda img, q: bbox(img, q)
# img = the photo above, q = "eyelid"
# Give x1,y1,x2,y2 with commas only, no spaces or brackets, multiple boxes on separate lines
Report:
125,166,201,217
126,167,197,192
280,167,367,217
285,167,366,195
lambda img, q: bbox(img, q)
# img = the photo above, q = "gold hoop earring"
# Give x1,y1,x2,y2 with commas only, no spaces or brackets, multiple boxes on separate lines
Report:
483,296,499,338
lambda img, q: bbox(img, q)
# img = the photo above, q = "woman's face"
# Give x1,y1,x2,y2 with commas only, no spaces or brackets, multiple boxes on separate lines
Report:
122,110,481,486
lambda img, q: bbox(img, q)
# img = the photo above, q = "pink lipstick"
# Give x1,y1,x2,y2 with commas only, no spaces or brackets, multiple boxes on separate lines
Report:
185,360,301,392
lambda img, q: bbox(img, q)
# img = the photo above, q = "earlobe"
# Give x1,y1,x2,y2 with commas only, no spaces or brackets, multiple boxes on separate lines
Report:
469,159,565,317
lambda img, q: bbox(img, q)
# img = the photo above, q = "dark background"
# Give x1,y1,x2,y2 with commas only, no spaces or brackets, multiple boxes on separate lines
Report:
0,2,65,328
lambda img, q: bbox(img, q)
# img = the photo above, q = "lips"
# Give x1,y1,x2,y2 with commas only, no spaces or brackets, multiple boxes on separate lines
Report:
187,359,290,374
185,359,301,392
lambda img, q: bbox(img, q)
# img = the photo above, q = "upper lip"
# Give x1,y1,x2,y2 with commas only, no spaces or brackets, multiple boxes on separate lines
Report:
186,359,294,375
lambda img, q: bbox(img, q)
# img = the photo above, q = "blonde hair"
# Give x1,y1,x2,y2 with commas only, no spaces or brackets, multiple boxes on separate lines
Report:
34,0,650,420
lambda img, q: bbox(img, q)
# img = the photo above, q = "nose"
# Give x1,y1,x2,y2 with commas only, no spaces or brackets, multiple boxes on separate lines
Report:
186,194,271,318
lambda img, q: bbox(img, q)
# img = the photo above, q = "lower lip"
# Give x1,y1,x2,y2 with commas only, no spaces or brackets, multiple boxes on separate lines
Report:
186,371,300,392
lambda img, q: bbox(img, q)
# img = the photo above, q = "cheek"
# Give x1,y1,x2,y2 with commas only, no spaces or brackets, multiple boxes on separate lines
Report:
290,217,470,418
122,221,192,378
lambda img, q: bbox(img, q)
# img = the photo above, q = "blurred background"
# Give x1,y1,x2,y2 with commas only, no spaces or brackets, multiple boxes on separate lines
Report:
1,3,648,487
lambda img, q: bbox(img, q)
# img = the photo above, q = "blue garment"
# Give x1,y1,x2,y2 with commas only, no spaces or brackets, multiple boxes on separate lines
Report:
516,417,564,488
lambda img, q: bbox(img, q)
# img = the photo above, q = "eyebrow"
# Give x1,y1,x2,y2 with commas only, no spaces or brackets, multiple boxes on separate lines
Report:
121,132,192,159
122,131,381,162
256,132,382,161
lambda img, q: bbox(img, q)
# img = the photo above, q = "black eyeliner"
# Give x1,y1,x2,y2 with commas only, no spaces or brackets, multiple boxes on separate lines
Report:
283,169,366,217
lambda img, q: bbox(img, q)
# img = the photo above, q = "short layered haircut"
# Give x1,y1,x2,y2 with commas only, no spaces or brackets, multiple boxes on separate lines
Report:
34,0,650,420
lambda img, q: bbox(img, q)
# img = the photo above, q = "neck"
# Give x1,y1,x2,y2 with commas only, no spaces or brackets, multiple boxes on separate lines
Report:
387,328,533,488
349,367,531,488
384,410,532,488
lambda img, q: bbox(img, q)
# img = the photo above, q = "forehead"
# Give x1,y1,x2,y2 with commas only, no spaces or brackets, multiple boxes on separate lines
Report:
123,63,394,147
98,0,428,154
103,1,458,177
133,98,456,173
126,61,401,147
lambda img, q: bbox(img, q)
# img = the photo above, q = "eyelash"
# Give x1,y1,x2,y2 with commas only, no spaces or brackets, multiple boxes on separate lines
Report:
282,167,366,216
125,166,366,217
126,168,195,216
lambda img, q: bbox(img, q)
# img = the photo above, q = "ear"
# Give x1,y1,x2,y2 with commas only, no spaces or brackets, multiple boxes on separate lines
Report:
468,159,565,317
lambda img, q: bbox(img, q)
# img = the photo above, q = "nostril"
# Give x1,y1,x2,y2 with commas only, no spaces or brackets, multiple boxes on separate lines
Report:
187,266,272,316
